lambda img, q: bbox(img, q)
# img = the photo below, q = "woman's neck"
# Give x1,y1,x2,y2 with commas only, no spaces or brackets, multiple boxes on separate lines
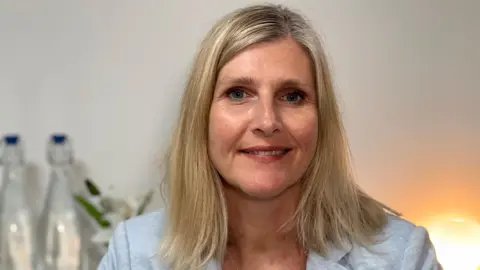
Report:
223,183,307,269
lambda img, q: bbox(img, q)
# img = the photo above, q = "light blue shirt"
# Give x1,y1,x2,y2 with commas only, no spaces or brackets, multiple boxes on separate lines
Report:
98,209,441,269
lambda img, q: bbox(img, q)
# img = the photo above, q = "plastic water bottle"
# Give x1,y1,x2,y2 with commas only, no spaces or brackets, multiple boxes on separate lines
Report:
37,134,85,270
0,135,37,270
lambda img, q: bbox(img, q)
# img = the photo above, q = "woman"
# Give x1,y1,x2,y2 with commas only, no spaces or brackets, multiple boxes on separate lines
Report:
99,4,440,270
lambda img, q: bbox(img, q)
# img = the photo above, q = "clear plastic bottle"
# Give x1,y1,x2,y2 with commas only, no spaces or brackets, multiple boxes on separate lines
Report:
0,134,36,270
37,134,85,270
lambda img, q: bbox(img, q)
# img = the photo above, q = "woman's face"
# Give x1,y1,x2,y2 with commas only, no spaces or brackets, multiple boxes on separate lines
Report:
208,37,318,199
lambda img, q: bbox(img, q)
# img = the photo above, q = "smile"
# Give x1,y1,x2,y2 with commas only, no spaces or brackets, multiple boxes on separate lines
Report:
239,146,292,162
240,149,290,156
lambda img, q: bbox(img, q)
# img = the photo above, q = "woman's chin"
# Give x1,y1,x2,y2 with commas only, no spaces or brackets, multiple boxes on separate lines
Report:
226,179,298,200
240,188,288,200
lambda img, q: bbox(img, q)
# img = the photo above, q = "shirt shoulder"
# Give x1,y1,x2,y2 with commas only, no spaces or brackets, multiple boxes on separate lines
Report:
97,209,167,270
346,214,441,269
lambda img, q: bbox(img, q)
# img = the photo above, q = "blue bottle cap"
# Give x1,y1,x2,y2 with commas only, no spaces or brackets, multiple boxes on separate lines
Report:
4,135,19,145
51,134,67,144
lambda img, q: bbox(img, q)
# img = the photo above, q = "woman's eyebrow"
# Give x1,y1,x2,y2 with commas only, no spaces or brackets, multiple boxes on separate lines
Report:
216,76,256,88
216,76,312,89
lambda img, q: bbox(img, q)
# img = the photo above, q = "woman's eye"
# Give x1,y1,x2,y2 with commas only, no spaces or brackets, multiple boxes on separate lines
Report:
282,91,304,103
226,88,247,100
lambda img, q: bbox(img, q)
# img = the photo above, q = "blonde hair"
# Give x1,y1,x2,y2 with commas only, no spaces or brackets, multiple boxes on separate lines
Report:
160,4,387,269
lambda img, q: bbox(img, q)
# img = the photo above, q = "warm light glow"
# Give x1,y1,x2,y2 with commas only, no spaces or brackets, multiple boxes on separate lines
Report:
423,214,480,270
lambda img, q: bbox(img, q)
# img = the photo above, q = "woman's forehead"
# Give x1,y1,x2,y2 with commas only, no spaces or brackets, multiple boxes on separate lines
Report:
215,38,315,88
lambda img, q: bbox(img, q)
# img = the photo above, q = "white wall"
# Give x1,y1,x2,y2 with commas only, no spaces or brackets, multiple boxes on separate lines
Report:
1,0,479,223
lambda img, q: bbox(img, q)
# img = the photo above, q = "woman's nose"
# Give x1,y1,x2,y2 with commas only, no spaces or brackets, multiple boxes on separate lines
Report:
250,99,281,137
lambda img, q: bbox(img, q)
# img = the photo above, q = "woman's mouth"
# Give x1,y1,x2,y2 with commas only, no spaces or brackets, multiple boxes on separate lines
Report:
239,149,291,156
239,147,292,162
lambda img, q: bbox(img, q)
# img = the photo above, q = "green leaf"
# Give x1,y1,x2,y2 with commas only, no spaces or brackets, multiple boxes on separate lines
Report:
85,178,101,196
74,194,110,228
136,190,154,216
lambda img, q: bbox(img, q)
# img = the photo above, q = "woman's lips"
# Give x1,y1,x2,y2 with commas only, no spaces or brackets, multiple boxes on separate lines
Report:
239,147,292,162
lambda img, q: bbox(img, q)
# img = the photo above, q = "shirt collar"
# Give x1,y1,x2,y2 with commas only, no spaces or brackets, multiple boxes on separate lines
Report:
306,241,353,269
203,242,353,270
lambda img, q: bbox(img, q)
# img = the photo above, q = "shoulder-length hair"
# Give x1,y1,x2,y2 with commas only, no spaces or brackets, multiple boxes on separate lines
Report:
159,4,387,269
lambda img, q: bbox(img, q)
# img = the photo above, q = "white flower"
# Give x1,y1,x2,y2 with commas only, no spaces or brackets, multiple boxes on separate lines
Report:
84,189,156,247
86,196,103,210
91,228,114,244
